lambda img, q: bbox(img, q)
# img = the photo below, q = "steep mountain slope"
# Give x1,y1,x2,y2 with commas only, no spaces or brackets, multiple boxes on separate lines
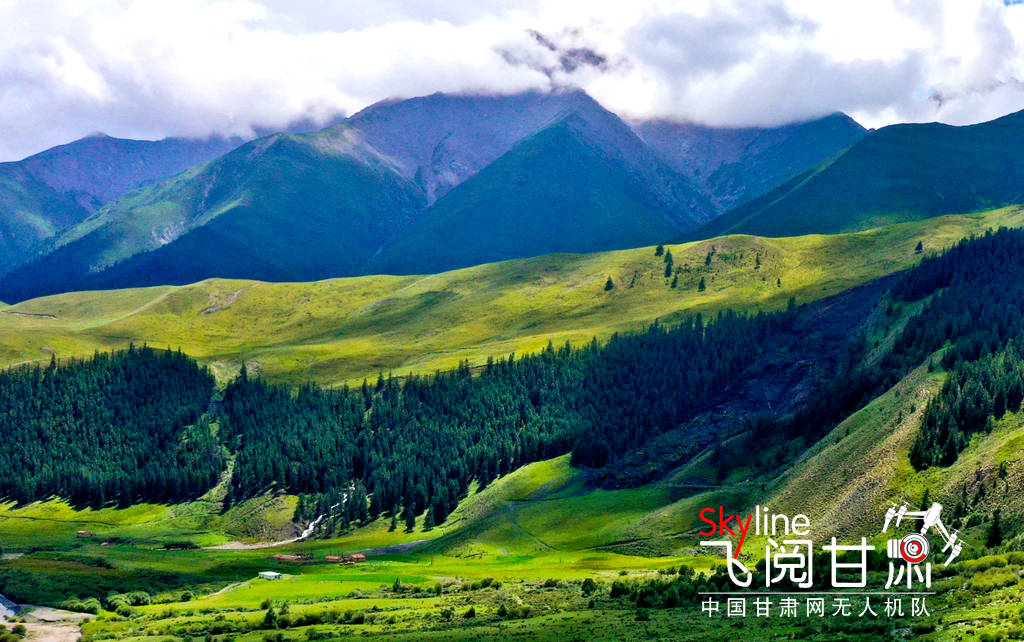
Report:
0,127,425,302
369,115,707,275
631,112,866,211
692,108,1024,239
0,165,91,275
351,89,714,222
348,89,607,203
0,134,245,275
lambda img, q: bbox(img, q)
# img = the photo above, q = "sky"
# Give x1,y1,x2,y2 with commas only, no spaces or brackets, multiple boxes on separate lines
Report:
2,0,1024,161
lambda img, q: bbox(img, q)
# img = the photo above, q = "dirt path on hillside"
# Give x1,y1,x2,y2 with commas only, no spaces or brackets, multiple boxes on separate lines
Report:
205,537,431,555
13,606,92,642
353,539,430,556
20,621,81,642
205,536,302,550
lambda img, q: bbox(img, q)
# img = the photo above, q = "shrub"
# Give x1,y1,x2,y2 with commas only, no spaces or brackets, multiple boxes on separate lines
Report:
610,580,631,599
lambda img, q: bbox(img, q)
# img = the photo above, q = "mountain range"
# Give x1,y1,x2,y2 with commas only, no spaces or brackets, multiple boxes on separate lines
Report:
0,133,245,276
692,108,1024,239
0,89,868,302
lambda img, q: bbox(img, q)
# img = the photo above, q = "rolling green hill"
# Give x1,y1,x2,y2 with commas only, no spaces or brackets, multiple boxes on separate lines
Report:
2,207,1019,386
691,108,1024,240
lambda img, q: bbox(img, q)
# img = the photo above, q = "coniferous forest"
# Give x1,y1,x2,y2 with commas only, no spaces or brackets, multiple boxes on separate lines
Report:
221,310,788,528
0,345,220,508
6,229,1024,524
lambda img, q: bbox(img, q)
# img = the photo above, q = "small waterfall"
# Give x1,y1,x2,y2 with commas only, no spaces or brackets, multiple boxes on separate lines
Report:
296,492,350,540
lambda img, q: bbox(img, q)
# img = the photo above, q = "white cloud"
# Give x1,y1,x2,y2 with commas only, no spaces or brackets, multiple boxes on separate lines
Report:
1,0,1024,160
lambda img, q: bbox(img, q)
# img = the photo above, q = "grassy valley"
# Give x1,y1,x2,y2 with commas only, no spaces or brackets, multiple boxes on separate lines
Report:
4,210,1024,641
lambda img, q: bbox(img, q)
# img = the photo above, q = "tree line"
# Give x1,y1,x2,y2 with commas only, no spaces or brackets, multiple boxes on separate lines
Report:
0,346,221,507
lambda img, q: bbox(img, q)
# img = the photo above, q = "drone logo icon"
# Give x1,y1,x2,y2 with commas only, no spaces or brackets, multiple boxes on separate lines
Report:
882,501,963,567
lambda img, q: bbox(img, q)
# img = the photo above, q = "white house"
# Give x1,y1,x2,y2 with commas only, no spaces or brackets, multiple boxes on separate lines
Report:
258,571,282,581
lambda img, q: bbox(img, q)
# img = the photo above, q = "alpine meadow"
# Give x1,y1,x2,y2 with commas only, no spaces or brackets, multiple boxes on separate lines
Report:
8,3,1024,641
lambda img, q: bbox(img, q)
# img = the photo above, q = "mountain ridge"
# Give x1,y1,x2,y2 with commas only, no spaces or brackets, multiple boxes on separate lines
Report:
0,89,868,301
690,107,1024,239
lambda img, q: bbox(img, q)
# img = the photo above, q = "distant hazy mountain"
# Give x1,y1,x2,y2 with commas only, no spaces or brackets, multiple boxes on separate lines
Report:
15,133,246,207
691,109,1024,240
0,90,871,302
0,128,425,301
631,113,867,212
0,133,244,275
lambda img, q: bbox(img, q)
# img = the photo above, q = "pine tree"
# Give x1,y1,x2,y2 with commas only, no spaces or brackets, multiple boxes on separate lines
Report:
697,277,706,292
670,275,678,288
403,503,416,532
664,250,674,278
263,606,278,629
915,240,924,254
987,509,1003,548
604,276,615,291
655,244,664,256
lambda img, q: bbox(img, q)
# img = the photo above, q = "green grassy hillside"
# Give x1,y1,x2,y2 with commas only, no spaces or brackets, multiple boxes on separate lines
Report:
692,108,1024,240
1,207,1020,386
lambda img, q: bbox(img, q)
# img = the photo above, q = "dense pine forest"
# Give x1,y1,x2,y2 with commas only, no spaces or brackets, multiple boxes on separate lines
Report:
221,311,789,528
7,229,1024,525
0,346,220,507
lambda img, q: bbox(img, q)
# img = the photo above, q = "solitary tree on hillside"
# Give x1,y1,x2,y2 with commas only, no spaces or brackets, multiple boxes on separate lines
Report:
664,250,674,277
604,276,615,291
987,509,1003,548
915,240,924,254
671,275,678,288
698,277,706,292
655,244,665,256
